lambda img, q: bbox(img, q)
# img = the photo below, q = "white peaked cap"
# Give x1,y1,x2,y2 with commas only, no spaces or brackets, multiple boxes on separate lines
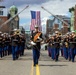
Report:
13,29,17,31
55,31,59,33
35,25,39,28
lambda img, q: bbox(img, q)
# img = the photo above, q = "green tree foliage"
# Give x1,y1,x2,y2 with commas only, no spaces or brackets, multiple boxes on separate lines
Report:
69,7,75,12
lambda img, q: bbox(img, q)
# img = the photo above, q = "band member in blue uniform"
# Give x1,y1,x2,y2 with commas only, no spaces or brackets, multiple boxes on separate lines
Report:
46,36,52,57
11,30,20,60
53,31,60,61
63,35,69,60
69,31,76,62
46,35,55,60
20,34,26,56
3,33,10,56
0,32,3,58
30,25,43,66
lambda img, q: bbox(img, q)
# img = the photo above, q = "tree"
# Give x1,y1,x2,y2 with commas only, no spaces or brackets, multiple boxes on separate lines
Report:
69,7,75,12
69,7,75,31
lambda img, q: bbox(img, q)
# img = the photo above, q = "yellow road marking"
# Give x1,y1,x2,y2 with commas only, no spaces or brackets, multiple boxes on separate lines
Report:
36,65,40,75
30,61,34,75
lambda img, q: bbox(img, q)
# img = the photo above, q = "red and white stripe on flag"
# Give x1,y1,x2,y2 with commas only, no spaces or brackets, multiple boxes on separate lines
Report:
30,11,42,31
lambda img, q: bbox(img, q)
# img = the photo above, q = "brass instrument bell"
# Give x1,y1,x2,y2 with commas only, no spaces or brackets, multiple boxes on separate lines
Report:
14,29,20,35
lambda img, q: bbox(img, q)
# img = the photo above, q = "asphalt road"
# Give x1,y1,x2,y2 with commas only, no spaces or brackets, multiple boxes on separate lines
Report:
0,49,76,75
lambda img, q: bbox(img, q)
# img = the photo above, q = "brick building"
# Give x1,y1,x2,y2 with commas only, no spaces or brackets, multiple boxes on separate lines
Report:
46,15,70,35
53,24,59,29
0,16,9,33
46,19,54,34
53,23,60,33
61,20,69,34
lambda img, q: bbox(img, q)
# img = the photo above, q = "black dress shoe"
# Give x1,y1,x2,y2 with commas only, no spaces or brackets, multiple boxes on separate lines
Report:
33,64,36,67
13,58,15,61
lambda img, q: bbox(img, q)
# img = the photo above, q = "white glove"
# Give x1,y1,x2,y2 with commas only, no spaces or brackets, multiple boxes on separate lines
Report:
38,37,42,41
31,41,36,45
38,36,40,39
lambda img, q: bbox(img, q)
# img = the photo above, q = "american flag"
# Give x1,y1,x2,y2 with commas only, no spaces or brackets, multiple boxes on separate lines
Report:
30,11,42,31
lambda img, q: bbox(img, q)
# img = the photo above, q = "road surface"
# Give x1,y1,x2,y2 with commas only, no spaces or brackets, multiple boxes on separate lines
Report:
0,49,76,75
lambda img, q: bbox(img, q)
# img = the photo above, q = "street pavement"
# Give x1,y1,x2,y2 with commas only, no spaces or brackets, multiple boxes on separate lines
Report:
0,49,76,75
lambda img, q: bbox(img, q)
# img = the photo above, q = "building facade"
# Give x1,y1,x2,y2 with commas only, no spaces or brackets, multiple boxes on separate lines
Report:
7,5,19,34
0,16,9,33
46,19,54,34
74,5,76,30
46,15,70,35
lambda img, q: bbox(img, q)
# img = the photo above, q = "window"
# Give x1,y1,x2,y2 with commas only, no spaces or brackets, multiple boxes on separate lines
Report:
0,11,3,15
0,18,2,22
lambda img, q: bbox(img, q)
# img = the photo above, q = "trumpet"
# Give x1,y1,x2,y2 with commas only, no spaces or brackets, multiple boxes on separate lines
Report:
14,29,21,35
65,42,68,47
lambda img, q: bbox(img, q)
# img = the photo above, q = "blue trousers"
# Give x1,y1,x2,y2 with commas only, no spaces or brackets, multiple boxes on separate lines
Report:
33,49,40,65
12,46,18,60
63,47,68,59
54,47,59,61
0,47,2,58
19,45,24,56
70,48,75,62
48,46,51,57
68,47,71,61
47,46,51,57
51,47,55,60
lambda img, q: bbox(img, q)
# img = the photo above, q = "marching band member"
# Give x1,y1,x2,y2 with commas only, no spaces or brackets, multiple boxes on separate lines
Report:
69,31,76,62
30,25,43,66
46,34,55,60
0,31,3,58
2,33,7,56
50,35,55,60
53,31,60,61
46,35,52,57
62,34,69,60
11,29,20,60
19,33,26,56
3,33,10,56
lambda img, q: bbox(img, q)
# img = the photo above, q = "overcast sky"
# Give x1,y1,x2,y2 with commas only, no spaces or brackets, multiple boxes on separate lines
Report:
0,0,76,32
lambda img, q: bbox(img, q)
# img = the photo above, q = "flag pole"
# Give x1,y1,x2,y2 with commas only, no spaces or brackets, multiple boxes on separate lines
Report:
0,5,29,29
41,6,70,27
